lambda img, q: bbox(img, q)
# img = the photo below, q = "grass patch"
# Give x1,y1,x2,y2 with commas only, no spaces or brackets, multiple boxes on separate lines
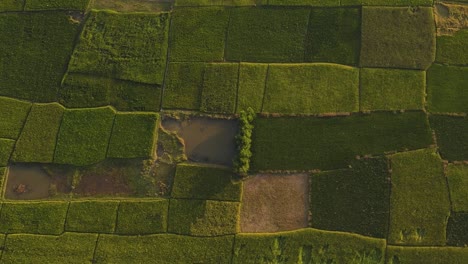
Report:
305,8,360,65
200,63,239,114
251,112,432,171
427,64,468,113
95,234,234,263
447,164,468,212
115,200,169,235
0,202,68,235
0,0,23,11
0,12,80,101
54,107,116,166
436,29,468,65
386,245,468,264
263,63,359,114
360,68,425,111
0,97,31,139
108,112,159,159
236,63,267,113
168,199,240,236
310,157,390,238
388,149,450,246
24,0,90,10
360,7,435,69
447,213,468,247
233,228,386,263
68,10,169,85
2,233,97,264
0,139,15,166
65,201,119,233
429,115,468,161
226,8,310,62
172,163,242,201
162,63,205,110
12,103,64,163
169,7,230,61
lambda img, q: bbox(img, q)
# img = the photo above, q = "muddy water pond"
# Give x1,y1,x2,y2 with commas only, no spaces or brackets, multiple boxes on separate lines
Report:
161,117,238,166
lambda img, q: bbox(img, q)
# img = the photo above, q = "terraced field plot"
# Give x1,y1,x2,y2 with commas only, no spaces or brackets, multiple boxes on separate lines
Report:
0,0,468,263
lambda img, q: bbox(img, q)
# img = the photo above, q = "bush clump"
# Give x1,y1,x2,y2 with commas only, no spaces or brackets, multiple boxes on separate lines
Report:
234,107,255,177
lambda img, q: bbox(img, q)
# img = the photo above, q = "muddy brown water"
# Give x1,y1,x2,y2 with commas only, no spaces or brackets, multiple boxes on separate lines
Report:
161,117,238,166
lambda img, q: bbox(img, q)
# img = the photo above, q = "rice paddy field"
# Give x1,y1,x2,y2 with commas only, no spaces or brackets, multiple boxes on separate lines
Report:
0,0,467,263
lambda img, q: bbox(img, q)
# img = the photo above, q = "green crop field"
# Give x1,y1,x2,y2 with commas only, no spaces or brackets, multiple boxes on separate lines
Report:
0,1,467,262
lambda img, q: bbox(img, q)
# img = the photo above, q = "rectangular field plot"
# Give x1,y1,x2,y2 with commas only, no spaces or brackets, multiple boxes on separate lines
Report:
0,12,80,102
263,63,359,114
0,97,31,139
0,139,15,166
236,63,267,113
54,107,116,166
168,199,240,236
175,0,266,6
65,201,119,233
427,64,468,113
360,68,425,111
169,8,230,62
24,0,90,10
3,233,97,264
115,200,168,235
388,149,450,246
59,73,111,108
305,8,360,65
447,164,468,212
172,163,242,201
233,229,386,264
386,246,468,264
430,115,468,161
251,112,433,171
0,202,68,235
95,234,234,263
12,103,64,163
0,0,24,11
310,157,390,238
436,29,468,65
226,8,310,62
68,11,169,85
269,0,339,5
200,63,239,114
446,213,468,247
341,0,433,5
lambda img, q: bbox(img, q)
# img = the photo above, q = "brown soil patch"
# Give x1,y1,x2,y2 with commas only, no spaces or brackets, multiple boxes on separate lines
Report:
240,174,310,233
435,3,468,36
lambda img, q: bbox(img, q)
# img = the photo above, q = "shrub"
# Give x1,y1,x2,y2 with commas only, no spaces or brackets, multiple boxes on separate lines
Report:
226,8,310,62
236,63,267,113
12,103,65,163
388,149,450,246
427,64,468,113
115,200,168,235
233,108,255,176
54,106,116,166
200,63,239,114
429,115,468,161
172,163,242,201
108,112,159,159
0,97,31,139
65,201,119,233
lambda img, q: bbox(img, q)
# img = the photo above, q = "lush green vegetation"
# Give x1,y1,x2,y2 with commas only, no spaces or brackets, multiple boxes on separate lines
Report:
0,97,31,139
168,199,240,236
200,63,239,114
234,229,386,263
0,202,68,235
65,201,119,233
388,149,450,246
263,63,359,114
110,80,162,112
305,8,360,65
360,68,425,111
162,63,205,110
310,157,390,238
269,0,339,5
0,139,15,166
24,0,90,10
236,63,267,113
12,103,64,163
227,8,309,62
108,113,158,159
115,200,168,234
172,163,242,201
436,29,468,65
59,74,111,108
430,115,468,161
447,164,468,212
2,233,97,264
68,11,169,85
427,64,468,113
251,112,432,171
386,246,468,264
175,0,266,6
342,0,433,5
446,213,468,247
360,7,435,69
234,108,255,176
95,234,234,263
0,0,24,11
169,8,229,61
0,12,80,101
54,107,116,166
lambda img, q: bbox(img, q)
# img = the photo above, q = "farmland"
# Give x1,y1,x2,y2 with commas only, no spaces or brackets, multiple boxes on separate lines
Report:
0,0,467,263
